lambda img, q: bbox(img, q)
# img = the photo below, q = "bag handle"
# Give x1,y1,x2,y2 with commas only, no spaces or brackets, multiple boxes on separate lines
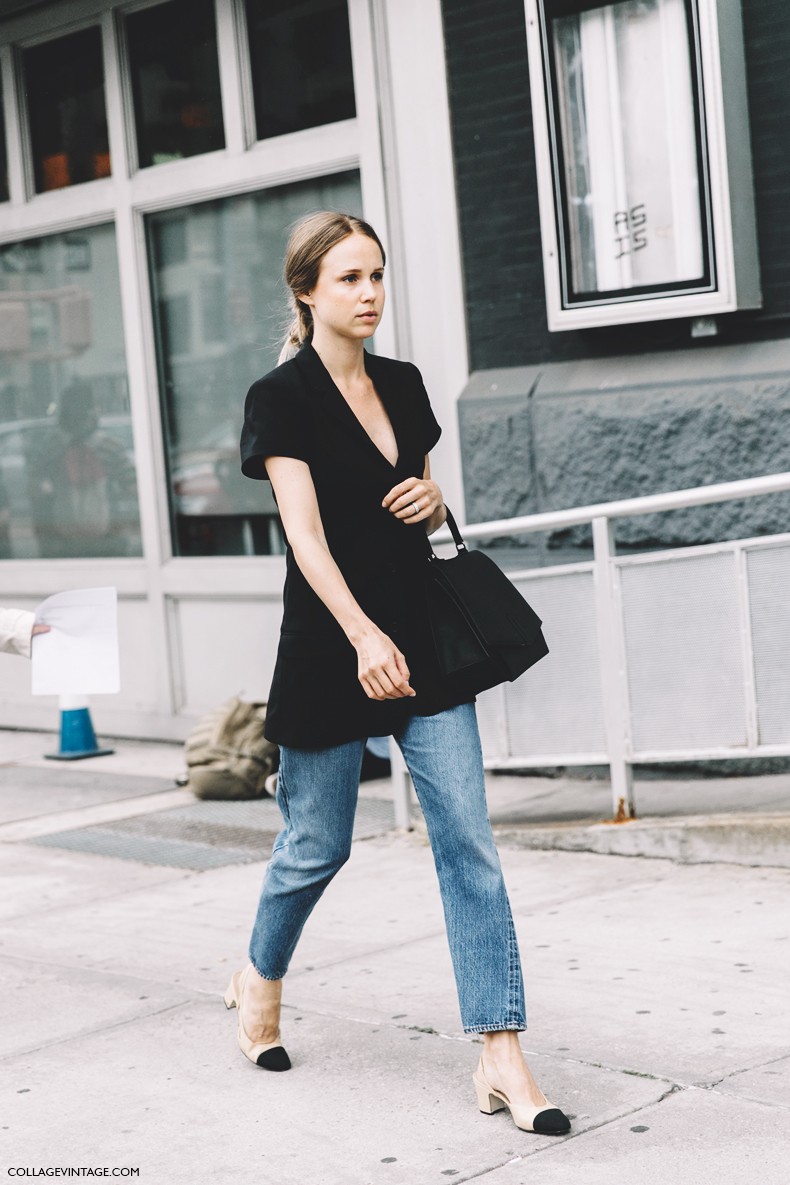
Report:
426,504,468,562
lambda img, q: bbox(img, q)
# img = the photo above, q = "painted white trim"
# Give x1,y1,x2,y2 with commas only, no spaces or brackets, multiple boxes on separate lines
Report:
100,9,131,183
0,126,361,244
0,44,26,204
347,0,398,359
375,0,468,519
114,202,175,715
215,0,251,156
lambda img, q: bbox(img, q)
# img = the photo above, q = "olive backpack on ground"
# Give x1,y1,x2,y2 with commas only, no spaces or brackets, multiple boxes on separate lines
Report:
184,696,278,800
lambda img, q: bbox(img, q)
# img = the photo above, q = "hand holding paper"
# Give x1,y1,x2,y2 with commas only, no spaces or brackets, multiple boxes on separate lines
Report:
31,587,120,696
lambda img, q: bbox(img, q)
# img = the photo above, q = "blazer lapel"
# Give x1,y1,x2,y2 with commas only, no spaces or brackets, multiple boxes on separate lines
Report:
294,343,403,472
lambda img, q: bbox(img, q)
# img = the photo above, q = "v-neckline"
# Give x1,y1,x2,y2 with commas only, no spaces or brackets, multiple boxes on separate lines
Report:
307,343,401,471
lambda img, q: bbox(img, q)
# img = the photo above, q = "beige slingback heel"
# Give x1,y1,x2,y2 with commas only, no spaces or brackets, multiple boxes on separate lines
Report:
224,964,291,1072
472,1057,570,1135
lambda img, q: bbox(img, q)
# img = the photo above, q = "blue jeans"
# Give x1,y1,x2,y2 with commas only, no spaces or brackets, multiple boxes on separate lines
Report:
248,701,526,1033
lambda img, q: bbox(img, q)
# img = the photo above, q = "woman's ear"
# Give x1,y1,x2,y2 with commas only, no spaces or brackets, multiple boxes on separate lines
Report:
297,292,314,310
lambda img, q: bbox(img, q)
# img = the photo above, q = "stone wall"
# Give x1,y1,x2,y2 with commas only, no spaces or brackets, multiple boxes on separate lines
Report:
459,342,790,555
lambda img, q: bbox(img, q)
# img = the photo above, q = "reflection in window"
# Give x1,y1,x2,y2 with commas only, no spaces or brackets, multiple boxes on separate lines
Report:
126,0,225,168
147,171,361,557
246,0,356,140
0,226,142,560
0,75,8,202
550,0,710,301
24,27,111,193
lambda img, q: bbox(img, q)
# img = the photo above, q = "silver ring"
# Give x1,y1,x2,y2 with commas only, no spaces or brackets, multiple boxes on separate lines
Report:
411,501,420,515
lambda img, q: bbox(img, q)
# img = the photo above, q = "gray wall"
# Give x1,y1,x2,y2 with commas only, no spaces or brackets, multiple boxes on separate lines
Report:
459,343,790,554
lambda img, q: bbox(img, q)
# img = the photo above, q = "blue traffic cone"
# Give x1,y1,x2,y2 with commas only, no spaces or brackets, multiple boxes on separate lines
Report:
46,695,114,761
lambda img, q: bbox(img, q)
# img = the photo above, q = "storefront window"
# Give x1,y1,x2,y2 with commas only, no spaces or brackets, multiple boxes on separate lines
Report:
126,0,225,168
24,26,111,193
0,225,142,560
147,170,361,557
550,0,710,302
246,0,356,140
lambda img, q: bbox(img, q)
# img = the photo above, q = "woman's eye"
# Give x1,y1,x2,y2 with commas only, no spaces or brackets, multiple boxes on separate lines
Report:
342,274,358,283
372,272,383,282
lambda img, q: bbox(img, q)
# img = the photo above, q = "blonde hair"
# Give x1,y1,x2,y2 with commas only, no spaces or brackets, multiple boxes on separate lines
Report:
277,211,386,364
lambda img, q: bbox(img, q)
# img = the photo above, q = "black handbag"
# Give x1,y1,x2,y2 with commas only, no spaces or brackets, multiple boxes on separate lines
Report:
424,506,549,697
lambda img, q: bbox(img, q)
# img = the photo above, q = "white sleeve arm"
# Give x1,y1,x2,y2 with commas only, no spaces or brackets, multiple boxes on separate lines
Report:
0,608,35,657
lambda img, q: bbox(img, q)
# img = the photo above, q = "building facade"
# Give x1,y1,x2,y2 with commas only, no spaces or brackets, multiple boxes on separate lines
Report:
445,0,790,561
0,0,787,739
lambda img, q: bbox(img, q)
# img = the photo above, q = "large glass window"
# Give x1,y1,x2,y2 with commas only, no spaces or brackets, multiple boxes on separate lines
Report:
246,0,356,140
550,0,710,302
126,0,225,168
24,26,111,193
0,225,142,560
147,171,361,557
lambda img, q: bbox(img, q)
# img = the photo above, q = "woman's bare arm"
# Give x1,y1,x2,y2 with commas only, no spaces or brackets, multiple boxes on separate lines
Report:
265,455,415,701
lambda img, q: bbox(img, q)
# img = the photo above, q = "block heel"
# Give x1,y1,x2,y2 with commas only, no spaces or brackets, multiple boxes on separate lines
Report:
475,1078,507,1114
472,1058,570,1136
223,970,241,1010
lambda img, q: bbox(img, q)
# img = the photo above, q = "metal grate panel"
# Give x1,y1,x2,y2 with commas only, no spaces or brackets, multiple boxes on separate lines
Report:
747,544,790,746
479,569,605,760
619,551,747,753
476,684,509,762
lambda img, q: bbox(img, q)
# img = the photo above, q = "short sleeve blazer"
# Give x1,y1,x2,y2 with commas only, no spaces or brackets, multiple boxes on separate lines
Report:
240,342,474,749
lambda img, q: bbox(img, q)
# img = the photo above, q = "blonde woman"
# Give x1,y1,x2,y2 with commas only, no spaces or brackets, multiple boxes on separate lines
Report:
232,211,570,1137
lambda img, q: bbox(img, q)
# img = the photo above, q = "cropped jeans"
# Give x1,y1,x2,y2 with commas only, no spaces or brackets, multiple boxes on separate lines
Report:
248,701,526,1033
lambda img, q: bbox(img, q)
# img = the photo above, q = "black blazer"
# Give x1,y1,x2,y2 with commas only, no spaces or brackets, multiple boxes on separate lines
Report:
240,342,475,748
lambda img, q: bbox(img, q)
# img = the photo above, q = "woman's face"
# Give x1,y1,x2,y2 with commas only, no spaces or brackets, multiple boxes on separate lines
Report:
300,232,385,343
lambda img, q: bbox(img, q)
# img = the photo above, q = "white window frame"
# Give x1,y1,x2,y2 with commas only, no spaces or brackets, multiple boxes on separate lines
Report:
0,0,394,573
523,0,761,331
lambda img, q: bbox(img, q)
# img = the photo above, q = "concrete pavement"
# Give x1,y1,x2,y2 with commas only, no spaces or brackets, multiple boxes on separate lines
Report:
1,729,789,1184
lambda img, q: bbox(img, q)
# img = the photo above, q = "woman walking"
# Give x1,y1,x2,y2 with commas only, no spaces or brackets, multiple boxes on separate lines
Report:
232,211,569,1136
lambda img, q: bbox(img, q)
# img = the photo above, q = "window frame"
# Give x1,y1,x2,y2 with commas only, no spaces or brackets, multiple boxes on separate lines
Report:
0,0,394,571
523,0,761,331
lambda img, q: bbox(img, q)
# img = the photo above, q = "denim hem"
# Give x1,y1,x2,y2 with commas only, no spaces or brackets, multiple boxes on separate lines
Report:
464,1020,527,1034
248,954,286,981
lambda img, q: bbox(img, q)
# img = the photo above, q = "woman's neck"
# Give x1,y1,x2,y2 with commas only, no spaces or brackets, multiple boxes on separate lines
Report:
310,328,367,386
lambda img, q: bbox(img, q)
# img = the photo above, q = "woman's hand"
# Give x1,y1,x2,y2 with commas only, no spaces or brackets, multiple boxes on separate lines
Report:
31,624,51,637
382,475,443,524
352,626,416,701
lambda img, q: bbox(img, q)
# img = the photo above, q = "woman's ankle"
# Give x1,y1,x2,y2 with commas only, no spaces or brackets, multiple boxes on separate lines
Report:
482,1030,522,1059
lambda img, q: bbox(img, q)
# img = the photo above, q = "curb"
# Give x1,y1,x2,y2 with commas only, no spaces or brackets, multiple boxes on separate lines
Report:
490,811,790,868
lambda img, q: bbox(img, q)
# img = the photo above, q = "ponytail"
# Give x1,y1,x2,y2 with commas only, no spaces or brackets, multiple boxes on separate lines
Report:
277,298,313,365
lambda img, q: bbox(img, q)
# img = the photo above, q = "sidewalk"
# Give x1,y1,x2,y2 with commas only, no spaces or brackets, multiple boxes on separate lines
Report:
1,730,789,1184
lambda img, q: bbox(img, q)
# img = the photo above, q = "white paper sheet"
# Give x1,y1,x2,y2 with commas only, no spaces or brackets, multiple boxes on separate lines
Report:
31,587,120,696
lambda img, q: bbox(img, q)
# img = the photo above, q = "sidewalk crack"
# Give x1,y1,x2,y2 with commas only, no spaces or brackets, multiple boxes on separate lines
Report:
437,1084,686,1184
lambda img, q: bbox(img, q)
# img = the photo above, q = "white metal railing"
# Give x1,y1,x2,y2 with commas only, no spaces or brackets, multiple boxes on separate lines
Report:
388,471,790,825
